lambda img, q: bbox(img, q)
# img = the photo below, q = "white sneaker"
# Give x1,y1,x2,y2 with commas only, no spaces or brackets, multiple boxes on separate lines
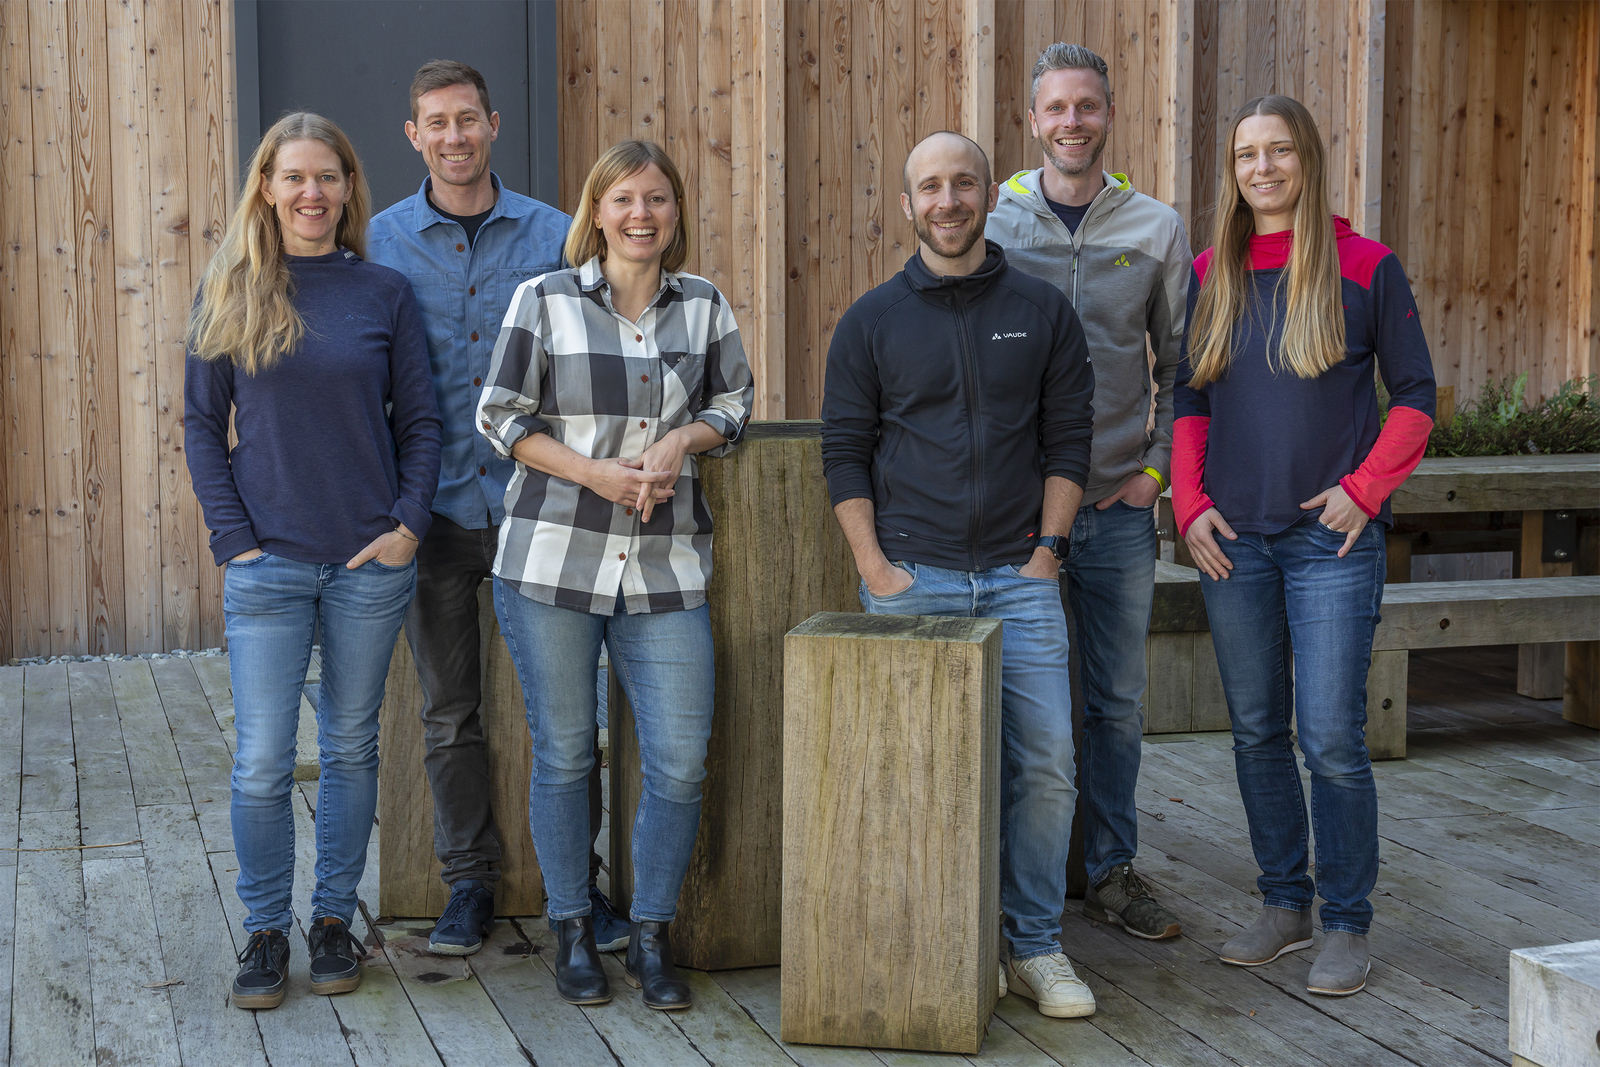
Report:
1005,952,1096,1018
998,962,1007,998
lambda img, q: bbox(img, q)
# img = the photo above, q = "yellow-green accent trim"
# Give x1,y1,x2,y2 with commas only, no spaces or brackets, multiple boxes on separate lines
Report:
1142,466,1168,491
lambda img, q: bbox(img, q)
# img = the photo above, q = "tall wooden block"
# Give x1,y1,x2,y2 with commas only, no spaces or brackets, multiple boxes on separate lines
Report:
1365,649,1410,760
610,422,860,969
1509,941,1600,1067
1518,511,1574,699
781,612,1002,1054
376,582,543,917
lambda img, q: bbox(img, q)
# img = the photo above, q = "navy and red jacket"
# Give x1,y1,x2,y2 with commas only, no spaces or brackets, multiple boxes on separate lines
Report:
1172,217,1435,536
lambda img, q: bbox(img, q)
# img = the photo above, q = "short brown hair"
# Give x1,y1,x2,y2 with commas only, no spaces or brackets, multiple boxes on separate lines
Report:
564,141,690,273
408,59,492,120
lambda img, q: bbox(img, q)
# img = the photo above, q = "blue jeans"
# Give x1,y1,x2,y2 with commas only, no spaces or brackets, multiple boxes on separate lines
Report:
225,553,416,933
862,561,1075,960
494,580,713,923
1199,520,1385,934
1063,501,1156,885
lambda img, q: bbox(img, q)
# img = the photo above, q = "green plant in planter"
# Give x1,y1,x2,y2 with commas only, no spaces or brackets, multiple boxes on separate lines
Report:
1383,374,1600,457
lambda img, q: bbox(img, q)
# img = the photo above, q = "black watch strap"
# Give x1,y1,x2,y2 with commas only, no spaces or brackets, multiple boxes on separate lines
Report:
1035,534,1067,562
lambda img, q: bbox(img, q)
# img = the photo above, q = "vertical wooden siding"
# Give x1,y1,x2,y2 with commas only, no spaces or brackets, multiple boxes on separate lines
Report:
0,0,234,657
1385,0,1599,404
2,0,1594,656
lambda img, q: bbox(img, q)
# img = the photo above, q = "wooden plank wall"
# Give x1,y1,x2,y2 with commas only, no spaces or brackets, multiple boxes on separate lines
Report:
0,0,235,657
1188,0,1383,246
2,0,1594,657
1384,0,1599,405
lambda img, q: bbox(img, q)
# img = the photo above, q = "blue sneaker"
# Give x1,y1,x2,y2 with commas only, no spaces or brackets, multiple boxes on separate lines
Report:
429,879,496,956
549,886,631,952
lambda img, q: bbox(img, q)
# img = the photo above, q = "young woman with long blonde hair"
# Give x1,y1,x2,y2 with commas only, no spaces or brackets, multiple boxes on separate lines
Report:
1172,95,1435,996
186,111,440,1010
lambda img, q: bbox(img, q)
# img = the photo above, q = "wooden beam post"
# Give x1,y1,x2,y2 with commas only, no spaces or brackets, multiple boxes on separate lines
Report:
781,612,1001,1054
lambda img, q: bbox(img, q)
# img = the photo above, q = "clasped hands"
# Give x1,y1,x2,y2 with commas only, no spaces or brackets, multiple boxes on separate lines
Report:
587,429,691,523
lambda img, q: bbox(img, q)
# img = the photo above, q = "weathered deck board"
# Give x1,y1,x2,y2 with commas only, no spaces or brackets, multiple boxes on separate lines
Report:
3,644,1595,1065
150,658,237,851
21,663,76,813
69,661,141,857
462,917,621,1066
83,853,183,1065
107,659,190,808
137,803,270,1066
12,809,94,1065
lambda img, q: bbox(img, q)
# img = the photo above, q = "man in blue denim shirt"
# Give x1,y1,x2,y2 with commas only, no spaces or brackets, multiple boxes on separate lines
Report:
370,60,630,957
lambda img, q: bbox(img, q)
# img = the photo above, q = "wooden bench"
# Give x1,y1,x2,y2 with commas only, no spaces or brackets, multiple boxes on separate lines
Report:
1144,565,1600,759
781,612,1001,1054
1509,941,1600,1067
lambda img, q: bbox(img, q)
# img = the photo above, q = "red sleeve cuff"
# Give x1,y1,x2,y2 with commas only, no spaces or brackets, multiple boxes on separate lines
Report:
1343,405,1434,516
1172,416,1212,536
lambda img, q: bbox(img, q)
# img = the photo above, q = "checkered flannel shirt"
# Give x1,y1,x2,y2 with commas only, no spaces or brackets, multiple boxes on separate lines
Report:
477,257,753,614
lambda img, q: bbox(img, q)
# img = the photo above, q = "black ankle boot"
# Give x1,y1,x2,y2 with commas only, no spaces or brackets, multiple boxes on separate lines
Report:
554,916,612,1005
623,920,691,1010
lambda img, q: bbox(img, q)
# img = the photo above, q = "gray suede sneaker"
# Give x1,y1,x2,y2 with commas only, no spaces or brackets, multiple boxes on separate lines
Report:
1085,864,1181,940
1306,932,1370,995
1218,905,1313,966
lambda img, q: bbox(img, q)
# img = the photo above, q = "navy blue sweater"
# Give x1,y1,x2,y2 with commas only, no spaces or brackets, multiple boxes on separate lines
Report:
1173,220,1435,534
185,250,442,566
822,242,1095,571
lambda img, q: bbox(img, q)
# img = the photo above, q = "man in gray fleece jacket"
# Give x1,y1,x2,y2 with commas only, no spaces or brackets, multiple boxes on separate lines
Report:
987,42,1192,941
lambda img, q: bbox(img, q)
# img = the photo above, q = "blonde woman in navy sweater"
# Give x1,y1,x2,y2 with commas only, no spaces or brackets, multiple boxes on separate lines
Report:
1172,96,1434,997
186,113,440,1010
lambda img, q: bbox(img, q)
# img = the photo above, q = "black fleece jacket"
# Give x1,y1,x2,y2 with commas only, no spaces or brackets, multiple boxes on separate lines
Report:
822,242,1095,571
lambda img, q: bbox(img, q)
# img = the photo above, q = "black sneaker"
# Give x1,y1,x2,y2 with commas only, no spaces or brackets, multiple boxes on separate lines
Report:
1085,864,1181,940
232,929,290,1009
429,879,496,956
307,916,366,995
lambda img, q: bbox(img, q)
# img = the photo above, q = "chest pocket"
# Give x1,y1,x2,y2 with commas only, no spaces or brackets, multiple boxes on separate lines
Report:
484,266,557,333
659,351,706,416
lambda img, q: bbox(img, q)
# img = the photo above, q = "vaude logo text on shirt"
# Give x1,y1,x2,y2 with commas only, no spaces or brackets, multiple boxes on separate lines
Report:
991,331,1028,340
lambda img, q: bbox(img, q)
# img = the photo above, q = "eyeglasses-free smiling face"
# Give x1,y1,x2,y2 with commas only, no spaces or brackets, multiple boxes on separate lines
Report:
1030,66,1114,181
262,138,350,257
406,82,499,199
900,133,997,273
1233,112,1304,234
595,163,681,268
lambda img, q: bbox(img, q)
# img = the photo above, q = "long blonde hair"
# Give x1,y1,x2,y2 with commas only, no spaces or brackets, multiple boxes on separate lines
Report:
187,112,371,374
1186,95,1344,388
564,140,690,272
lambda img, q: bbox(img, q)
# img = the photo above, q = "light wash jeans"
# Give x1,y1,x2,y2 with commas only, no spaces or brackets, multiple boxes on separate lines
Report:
494,580,713,923
225,553,415,933
1063,500,1157,887
1199,520,1385,934
862,561,1075,960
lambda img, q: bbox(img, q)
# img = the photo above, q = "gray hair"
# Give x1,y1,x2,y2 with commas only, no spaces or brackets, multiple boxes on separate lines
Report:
1030,43,1112,107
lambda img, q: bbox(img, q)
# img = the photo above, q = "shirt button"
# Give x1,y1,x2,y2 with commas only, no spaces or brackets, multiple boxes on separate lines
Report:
478,466,487,476
468,285,476,296
618,552,627,560
473,376,482,386
640,374,649,383
624,507,634,515
471,331,479,341
456,243,466,252
634,334,643,342
639,420,647,429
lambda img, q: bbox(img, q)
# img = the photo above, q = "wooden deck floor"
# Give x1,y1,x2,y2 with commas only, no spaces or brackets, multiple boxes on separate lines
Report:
1,646,1595,1066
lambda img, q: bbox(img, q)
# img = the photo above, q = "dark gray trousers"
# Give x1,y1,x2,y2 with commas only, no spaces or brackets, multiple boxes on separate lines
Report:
407,514,604,889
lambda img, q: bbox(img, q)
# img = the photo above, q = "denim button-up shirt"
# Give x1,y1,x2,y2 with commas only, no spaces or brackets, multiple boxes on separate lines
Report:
369,174,569,529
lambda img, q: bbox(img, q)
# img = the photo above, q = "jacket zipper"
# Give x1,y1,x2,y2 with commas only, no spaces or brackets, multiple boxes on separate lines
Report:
954,296,984,571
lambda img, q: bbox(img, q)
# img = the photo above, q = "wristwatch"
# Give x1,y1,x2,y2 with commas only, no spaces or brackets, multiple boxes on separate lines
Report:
1034,534,1067,563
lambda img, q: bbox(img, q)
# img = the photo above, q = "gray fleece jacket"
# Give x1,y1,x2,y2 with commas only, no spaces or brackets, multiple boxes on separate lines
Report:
986,168,1191,504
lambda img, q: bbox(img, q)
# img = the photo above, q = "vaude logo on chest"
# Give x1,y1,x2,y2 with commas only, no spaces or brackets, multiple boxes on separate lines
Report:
991,331,1028,341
